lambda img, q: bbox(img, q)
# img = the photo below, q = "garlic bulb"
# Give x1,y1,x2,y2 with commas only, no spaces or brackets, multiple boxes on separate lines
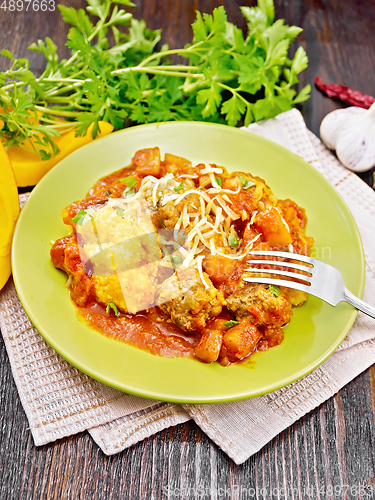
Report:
320,102,375,172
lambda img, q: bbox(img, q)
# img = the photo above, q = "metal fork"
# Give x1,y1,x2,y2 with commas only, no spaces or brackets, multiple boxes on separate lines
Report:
244,250,375,319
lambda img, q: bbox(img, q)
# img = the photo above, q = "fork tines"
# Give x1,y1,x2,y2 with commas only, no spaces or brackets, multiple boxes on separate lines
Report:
244,250,313,288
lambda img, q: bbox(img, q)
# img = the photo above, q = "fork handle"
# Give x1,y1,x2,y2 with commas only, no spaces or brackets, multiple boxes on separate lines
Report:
344,289,375,319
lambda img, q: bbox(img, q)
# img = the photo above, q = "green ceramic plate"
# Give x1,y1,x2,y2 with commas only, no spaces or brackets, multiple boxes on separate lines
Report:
12,122,365,403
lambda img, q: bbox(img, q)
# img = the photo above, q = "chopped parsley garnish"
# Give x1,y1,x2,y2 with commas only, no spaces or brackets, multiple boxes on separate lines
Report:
106,301,120,317
174,182,184,192
123,188,135,199
215,176,222,187
223,320,239,328
239,175,256,190
269,285,280,296
228,233,239,248
72,209,93,226
120,176,137,189
161,254,183,266
116,207,124,217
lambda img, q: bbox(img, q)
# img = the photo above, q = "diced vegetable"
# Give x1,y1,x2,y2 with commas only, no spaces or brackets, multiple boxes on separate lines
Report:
195,329,223,363
132,147,161,176
254,207,292,248
203,254,235,284
223,320,261,360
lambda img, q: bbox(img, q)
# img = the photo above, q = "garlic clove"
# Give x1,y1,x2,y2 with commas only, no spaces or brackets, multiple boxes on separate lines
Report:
335,123,375,172
320,103,375,172
320,107,365,150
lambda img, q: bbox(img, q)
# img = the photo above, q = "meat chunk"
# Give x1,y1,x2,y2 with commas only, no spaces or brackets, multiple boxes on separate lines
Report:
157,268,226,332
226,283,292,327
259,325,284,349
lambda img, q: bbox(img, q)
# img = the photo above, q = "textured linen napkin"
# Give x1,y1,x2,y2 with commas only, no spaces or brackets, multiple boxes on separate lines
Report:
1,108,375,465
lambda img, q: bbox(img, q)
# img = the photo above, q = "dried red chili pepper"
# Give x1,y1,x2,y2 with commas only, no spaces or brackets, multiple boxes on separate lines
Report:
315,77,374,109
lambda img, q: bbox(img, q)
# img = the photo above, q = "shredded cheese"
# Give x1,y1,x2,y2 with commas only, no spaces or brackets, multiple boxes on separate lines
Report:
249,211,257,225
200,166,223,174
224,216,231,232
200,196,206,217
173,189,212,206
241,210,248,221
214,207,223,230
134,170,265,274
185,216,208,243
174,210,184,240
182,204,189,229
222,194,233,204
210,238,216,255
196,228,210,248
209,173,222,190
215,196,239,220
196,255,210,289
183,235,200,268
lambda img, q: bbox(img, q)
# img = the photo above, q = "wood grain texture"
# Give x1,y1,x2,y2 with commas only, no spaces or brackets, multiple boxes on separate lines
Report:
1,1,375,499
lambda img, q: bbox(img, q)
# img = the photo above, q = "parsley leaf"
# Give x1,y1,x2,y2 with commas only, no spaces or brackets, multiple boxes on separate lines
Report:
120,176,137,188
269,285,280,296
223,320,239,328
72,209,93,225
239,175,256,189
106,301,120,317
0,0,309,159
215,176,222,187
196,82,222,118
228,233,239,248
123,188,135,198
221,95,246,127
174,182,184,192
58,6,93,36
116,207,124,217
162,254,183,266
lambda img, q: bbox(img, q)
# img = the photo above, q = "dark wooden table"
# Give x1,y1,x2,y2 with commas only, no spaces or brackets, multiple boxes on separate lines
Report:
1,1,375,498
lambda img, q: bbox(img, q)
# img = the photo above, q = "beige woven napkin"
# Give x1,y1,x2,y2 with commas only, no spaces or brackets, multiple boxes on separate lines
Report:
1,109,375,464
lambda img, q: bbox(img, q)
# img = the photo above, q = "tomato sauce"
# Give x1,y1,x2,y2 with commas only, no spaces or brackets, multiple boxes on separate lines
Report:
77,304,198,358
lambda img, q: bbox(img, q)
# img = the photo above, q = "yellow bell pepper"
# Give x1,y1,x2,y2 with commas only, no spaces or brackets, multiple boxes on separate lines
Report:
7,121,114,187
0,142,20,290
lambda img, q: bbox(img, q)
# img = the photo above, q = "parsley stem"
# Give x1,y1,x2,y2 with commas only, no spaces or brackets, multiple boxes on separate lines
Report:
1,80,27,92
3,77,89,93
146,65,199,71
112,66,204,79
136,44,205,68
43,77,89,84
37,120,76,130
34,105,82,117
43,84,80,97
42,96,89,104
217,82,250,108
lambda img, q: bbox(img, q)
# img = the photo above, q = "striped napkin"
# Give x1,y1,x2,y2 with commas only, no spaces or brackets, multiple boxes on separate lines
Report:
1,108,375,464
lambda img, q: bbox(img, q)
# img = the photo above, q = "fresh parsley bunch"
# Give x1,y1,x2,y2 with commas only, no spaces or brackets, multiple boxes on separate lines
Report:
0,0,310,160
